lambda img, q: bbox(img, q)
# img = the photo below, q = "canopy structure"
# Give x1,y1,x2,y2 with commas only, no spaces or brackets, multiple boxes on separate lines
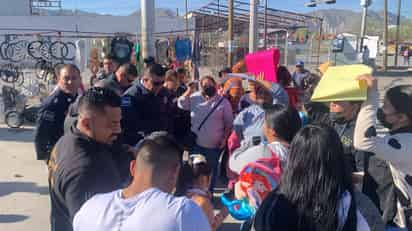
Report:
188,0,323,73
191,0,321,33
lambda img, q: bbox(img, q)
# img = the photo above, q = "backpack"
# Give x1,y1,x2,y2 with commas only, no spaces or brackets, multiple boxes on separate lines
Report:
237,148,283,209
222,147,284,221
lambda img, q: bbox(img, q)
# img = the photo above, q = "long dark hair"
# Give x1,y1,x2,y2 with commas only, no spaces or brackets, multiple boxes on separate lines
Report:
277,65,292,87
175,156,212,196
386,85,412,122
264,104,302,143
279,124,353,230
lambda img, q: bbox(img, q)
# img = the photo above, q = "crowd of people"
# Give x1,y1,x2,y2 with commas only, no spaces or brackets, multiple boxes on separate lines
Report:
33,54,412,231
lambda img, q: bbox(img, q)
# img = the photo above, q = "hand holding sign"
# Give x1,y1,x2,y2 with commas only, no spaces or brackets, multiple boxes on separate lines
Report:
311,64,373,102
245,49,280,83
256,72,265,81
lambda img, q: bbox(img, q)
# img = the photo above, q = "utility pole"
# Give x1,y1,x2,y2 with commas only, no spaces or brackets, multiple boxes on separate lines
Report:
249,0,258,53
394,0,401,66
285,31,289,66
383,0,388,70
140,0,155,59
228,0,234,67
185,0,189,36
359,0,369,52
317,18,323,66
29,0,33,15
263,0,268,49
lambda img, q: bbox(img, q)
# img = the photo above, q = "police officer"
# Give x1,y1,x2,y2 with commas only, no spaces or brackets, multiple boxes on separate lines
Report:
48,87,124,231
121,63,173,145
90,54,119,86
34,64,81,161
95,63,137,96
329,100,372,172
98,54,119,81
64,63,138,133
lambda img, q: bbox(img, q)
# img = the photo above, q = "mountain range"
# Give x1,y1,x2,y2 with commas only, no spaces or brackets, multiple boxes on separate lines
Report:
35,8,410,36
309,9,409,35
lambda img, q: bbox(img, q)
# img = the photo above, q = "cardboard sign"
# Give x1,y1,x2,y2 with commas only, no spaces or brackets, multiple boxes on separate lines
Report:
311,64,372,102
245,49,280,83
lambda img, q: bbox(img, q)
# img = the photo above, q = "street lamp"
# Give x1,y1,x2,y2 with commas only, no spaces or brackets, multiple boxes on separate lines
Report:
305,0,336,7
305,1,317,8
305,0,333,66
359,0,372,52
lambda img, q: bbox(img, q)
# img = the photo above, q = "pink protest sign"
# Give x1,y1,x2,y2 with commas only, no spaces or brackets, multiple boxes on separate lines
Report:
245,48,280,83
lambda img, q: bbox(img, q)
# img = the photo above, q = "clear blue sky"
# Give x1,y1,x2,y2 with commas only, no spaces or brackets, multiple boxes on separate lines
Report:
62,0,412,16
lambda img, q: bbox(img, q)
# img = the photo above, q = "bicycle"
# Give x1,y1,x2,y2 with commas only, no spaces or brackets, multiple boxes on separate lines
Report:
1,85,39,128
5,40,30,63
28,40,76,61
28,40,52,60
4,99,39,129
0,64,24,86
0,41,10,61
50,41,76,61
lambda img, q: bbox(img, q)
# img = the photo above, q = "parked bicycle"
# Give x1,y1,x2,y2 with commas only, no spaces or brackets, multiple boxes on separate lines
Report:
0,38,77,62
4,100,39,129
1,85,39,128
0,64,24,86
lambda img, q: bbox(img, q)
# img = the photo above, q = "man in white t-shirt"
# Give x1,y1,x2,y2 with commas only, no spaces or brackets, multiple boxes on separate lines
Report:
73,132,211,231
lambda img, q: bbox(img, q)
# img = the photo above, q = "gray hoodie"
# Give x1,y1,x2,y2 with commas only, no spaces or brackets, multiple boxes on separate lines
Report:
229,141,289,174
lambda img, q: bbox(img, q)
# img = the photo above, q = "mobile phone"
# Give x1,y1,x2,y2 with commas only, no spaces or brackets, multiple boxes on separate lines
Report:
252,136,261,146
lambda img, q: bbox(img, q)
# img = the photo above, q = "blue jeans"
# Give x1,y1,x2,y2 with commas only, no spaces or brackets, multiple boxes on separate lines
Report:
191,145,222,192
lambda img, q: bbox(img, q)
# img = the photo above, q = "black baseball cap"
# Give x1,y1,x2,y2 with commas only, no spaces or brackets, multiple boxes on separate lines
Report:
144,56,155,65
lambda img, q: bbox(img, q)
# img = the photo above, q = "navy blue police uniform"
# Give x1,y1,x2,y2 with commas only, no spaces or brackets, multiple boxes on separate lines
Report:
34,88,77,161
121,83,174,146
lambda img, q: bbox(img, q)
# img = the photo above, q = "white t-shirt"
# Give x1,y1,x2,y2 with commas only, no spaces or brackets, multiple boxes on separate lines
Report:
73,187,211,231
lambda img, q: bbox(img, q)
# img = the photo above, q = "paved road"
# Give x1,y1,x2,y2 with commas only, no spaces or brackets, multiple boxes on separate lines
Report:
0,124,241,231
0,125,49,231
0,74,411,231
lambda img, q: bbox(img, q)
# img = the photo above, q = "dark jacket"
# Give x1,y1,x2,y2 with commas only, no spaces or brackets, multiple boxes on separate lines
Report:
253,191,358,231
63,98,134,184
64,98,80,134
34,89,77,160
48,126,124,231
176,83,187,97
168,91,191,141
333,119,373,172
95,74,128,96
121,83,174,145
253,190,384,231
